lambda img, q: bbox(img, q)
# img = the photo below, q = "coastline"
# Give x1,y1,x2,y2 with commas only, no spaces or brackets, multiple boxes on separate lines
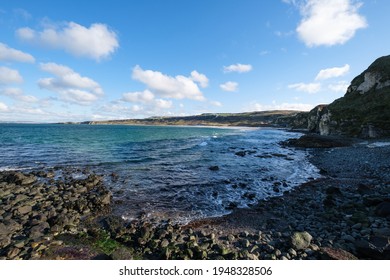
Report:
186,138,390,259
1,136,390,260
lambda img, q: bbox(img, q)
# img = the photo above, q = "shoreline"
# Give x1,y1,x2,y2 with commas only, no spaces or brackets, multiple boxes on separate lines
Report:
1,137,390,259
187,137,390,259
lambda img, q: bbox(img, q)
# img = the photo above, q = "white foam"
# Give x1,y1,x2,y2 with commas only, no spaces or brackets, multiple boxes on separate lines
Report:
0,166,31,172
367,142,390,148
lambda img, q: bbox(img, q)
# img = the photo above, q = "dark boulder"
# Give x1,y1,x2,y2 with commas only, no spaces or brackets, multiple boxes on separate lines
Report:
355,236,390,259
375,201,390,217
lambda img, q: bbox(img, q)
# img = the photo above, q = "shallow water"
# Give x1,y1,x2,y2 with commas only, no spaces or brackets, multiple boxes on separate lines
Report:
0,124,320,223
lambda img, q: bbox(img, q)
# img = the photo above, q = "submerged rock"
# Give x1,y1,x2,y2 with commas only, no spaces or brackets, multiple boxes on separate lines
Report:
208,166,220,171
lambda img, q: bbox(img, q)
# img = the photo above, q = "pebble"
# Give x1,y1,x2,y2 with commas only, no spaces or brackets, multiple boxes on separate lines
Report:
342,235,356,243
0,169,112,260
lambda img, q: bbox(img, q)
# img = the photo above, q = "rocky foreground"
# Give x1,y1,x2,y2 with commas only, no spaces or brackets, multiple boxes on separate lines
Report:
1,137,390,260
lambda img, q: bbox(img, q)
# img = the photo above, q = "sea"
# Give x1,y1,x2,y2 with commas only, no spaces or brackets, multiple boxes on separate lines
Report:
0,124,320,223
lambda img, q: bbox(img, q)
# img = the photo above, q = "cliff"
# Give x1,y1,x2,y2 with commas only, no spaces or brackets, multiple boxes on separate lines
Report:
305,55,390,138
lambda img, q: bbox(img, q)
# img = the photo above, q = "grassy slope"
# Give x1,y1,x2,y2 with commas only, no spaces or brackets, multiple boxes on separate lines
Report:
328,55,390,136
85,110,302,127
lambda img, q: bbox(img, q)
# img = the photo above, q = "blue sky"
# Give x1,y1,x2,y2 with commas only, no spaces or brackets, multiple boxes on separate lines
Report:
0,0,389,122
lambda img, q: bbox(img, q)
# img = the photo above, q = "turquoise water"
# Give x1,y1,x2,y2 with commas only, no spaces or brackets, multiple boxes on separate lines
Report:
0,124,319,223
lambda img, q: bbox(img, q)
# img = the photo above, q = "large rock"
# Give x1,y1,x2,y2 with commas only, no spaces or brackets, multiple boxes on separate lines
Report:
283,134,351,148
0,223,12,247
355,236,390,259
290,231,312,250
5,172,37,186
0,223,11,236
320,247,358,260
18,205,32,215
375,201,390,217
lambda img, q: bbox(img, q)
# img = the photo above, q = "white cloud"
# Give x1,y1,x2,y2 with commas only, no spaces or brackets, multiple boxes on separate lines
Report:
223,63,253,73
210,101,223,107
0,87,24,96
16,95,39,103
0,66,23,84
122,89,172,110
154,99,172,109
0,102,8,112
16,27,35,40
0,43,35,63
131,105,143,112
132,65,206,101
288,82,321,93
259,50,270,56
275,30,294,37
14,9,32,21
122,90,155,103
315,64,350,80
0,87,38,103
328,81,349,92
190,70,209,88
294,0,367,47
16,21,119,61
220,81,238,92
248,102,314,112
38,62,103,105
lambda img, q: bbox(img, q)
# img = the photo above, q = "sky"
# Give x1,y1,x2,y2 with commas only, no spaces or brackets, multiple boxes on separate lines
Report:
0,0,389,122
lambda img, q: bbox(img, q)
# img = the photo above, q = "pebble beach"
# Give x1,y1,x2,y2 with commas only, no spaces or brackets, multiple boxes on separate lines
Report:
1,135,390,260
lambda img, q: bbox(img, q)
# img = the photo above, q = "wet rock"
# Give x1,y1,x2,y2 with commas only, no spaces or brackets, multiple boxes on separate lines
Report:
101,193,111,205
355,236,390,259
357,183,374,194
0,223,12,236
6,172,37,186
0,235,11,248
235,151,246,157
208,166,219,171
18,205,32,215
363,196,387,207
226,202,238,210
325,186,341,195
283,134,351,148
375,202,390,217
7,248,21,259
291,231,312,251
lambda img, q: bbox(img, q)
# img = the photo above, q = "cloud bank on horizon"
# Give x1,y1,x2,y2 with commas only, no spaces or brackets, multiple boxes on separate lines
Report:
0,0,385,122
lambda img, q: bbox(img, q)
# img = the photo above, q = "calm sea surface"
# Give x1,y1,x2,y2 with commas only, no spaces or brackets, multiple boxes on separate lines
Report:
0,124,319,223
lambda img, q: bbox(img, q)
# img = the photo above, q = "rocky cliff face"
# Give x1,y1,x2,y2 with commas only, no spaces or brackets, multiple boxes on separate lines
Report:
306,55,390,138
